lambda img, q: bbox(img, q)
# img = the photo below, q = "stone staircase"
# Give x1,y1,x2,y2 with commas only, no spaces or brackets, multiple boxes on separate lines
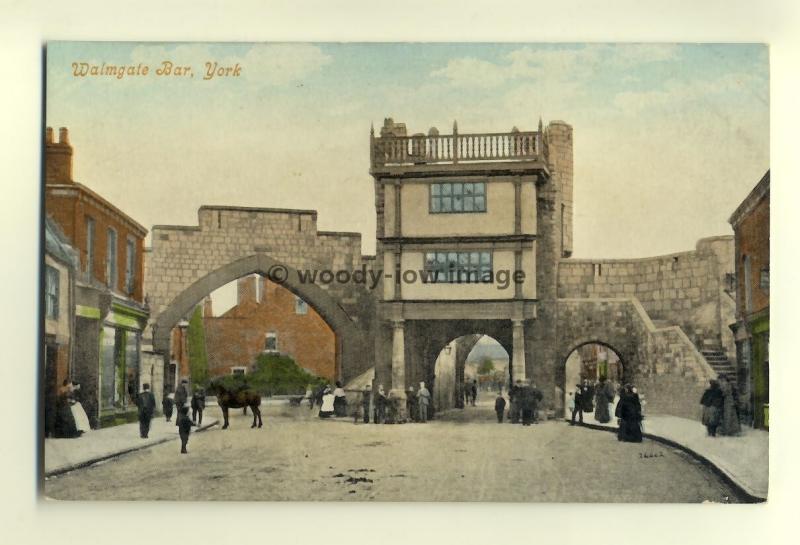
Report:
700,349,736,380
649,318,736,382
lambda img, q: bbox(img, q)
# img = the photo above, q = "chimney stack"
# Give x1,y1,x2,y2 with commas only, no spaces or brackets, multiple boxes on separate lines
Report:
237,275,258,305
202,296,214,318
45,126,74,185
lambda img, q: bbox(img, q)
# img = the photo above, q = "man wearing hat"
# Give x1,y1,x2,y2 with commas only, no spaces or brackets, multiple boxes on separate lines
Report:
570,384,585,425
174,379,189,423
136,383,156,438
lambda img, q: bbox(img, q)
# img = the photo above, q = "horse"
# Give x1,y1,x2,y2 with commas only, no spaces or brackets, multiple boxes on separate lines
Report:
206,381,263,429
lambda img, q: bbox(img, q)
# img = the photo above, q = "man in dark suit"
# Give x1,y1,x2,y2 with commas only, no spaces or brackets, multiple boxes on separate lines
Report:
571,384,584,425
191,388,206,426
136,383,156,438
494,390,507,423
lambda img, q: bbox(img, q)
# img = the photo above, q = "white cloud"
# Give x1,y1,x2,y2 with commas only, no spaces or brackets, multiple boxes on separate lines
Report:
239,44,331,85
430,57,514,88
431,44,678,89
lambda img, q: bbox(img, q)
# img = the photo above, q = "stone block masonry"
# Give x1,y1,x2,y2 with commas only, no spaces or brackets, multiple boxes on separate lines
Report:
144,205,375,383
557,236,735,358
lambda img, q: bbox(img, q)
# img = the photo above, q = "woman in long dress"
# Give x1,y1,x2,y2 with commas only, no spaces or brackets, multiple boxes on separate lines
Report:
616,384,643,442
718,376,741,436
333,381,347,417
69,381,91,433
319,386,335,418
594,377,614,424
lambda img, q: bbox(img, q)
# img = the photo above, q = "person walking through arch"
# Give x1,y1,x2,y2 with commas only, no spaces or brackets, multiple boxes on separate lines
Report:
471,379,478,406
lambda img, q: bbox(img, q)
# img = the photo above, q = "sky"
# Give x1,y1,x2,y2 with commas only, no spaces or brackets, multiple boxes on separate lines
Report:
46,42,769,263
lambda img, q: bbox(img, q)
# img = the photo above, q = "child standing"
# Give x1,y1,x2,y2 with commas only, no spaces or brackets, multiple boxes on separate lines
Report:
177,405,195,454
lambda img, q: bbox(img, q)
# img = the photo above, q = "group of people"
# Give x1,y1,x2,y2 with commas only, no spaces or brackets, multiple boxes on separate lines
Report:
362,382,431,424
135,378,206,454
568,378,644,443
700,376,741,437
52,379,91,438
569,377,618,425
494,381,544,425
313,381,348,418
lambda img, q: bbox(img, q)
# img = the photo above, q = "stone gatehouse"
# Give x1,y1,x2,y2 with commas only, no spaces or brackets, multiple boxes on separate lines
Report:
144,118,734,422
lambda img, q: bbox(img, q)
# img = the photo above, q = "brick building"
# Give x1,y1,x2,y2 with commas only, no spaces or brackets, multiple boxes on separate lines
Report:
729,170,770,429
44,127,154,428
43,217,78,437
202,275,336,379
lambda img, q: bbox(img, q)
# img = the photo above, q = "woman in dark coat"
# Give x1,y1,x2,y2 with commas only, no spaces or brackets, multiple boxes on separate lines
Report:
700,380,723,436
616,384,643,442
594,377,614,424
54,380,80,438
333,381,348,417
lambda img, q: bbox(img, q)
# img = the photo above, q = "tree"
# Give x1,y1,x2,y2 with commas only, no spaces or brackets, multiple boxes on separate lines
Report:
249,353,326,396
477,357,495,376
187,306,210,386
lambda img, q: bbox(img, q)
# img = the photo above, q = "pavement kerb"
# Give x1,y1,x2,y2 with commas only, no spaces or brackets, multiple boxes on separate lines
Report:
45,420,219,478
564,418,766,503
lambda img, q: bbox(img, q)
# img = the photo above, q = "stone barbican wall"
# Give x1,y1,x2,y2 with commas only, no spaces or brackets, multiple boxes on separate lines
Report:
557,236,735,354
556,298,715,421
145,207,368,322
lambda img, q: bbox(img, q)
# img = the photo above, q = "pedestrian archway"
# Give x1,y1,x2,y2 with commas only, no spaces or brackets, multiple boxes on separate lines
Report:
562,341,625,419
432,334,510,415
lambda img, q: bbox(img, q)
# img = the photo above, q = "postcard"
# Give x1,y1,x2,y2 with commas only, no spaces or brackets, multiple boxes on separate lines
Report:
40,42,769,502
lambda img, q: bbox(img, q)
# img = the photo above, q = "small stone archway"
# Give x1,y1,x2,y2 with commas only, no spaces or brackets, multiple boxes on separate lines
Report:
558,338,629,418
152,253,370,381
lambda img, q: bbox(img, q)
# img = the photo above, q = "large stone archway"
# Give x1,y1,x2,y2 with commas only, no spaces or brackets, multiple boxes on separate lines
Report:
145,206,377,382
152,253,371,379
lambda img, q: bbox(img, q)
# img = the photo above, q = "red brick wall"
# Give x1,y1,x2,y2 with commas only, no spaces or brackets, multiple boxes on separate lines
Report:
45,128,146,303
736,196,769,316
204,279,336,379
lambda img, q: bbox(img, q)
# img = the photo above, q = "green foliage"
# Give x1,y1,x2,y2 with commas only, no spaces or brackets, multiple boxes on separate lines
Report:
222,353,327,396
187,306,210,387
477,357,495,375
